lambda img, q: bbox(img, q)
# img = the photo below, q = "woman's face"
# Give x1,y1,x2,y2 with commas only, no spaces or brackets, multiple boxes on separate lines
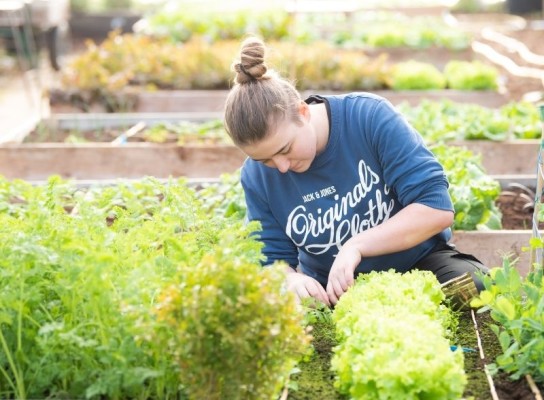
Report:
240,104,318,174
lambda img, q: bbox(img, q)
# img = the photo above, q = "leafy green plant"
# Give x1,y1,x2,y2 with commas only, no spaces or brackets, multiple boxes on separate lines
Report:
152,247,311,400
470,259,544,383
141,9,292,44
501,101,542,139
332,270,466,399
350,17,470,50
196,171,247,219
444,60,499,90
0,176,308,399
432,144,502,230
388,61,446,90
397,100,541,142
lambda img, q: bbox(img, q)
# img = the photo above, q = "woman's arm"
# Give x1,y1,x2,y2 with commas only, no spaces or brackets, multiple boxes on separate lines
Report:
326,203,453,304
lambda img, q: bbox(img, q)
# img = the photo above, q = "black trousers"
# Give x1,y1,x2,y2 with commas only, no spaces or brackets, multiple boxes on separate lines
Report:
411,242,489,292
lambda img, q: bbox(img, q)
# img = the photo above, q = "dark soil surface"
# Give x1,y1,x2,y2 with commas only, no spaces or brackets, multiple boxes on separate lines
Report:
497,182,537,230
291,310,543,400
461,310,542,400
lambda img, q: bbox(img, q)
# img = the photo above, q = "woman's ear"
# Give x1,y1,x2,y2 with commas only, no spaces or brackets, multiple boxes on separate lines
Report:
298,102,310,120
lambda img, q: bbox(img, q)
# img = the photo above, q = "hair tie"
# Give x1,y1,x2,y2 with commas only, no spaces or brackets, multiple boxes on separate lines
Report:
239,64,254,80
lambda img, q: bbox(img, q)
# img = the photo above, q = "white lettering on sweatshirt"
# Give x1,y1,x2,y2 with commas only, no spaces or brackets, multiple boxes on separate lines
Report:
286,160,395,255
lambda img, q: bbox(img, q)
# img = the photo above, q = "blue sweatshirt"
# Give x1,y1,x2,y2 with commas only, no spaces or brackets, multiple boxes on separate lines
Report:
241,92,453,287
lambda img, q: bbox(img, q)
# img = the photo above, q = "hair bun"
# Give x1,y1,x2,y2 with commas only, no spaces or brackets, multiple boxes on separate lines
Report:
234,37,268,84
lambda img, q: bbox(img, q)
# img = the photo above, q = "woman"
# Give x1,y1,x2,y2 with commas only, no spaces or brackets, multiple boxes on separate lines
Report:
224,36,487,306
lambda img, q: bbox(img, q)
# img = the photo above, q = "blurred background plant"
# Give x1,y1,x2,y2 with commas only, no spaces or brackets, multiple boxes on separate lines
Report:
69,0,168,13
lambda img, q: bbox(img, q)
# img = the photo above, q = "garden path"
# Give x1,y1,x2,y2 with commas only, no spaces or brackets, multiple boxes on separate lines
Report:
0,62,51,144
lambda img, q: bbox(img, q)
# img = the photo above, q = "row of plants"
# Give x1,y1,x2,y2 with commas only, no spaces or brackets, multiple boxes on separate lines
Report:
136,8,471,50
52,32,498,112
28,119,230,145
35,99,541,144
399,99,542,141
0,174,540,399
331,270,466,399
292,264,544,399
471,259,544,383
0,176,310,399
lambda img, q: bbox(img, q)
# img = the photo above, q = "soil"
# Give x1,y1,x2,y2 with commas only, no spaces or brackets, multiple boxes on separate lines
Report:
290,309,543,400
458,310,542,400
497,182,537,230
25,124,228,145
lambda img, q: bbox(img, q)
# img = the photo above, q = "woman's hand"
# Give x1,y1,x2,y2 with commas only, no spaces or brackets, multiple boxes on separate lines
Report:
326,242,362,305
326,204,453,305
285,268,331,307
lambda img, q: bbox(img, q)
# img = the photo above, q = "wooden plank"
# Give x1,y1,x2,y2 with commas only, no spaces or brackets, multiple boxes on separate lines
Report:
0,139,538,179
0,144,247,180
134,90,510,111
49,89,510,113
452,230,533,276
451,140,539,175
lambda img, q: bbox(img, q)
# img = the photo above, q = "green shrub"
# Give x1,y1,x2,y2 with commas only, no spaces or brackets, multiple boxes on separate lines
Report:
153,246,311,400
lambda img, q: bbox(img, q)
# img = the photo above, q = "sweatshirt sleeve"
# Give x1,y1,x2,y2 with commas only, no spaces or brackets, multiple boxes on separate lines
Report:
366,98,453,211
240,164,299,269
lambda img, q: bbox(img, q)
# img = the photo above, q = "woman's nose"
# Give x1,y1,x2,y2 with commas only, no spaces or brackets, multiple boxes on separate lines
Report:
273,155,290,173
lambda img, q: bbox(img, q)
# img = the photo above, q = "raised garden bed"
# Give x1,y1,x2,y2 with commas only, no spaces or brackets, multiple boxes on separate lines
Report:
48,88,510,114
290,308,543,399
2,114,541,279
4,112,538,179
450,139,539,178
0,113,243,180
1,114,535,181
0,143,246,180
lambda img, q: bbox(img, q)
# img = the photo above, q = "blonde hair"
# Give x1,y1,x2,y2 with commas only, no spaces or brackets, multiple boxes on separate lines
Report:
224,37,302,147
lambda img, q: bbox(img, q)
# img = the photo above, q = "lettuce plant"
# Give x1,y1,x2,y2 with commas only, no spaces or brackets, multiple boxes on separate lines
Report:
444,60,499,91
388,61,446,90
331,270,466,399
431,144,502,231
